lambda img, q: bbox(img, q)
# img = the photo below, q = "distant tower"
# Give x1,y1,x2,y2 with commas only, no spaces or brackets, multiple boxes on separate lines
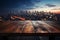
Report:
35,10,37,13
29,11,30,13
26,10,28,13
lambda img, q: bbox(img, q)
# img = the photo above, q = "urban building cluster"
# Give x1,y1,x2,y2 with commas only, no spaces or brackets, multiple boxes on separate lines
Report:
0,11,60,21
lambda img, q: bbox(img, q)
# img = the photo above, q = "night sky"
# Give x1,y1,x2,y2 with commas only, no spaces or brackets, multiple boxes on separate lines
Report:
0,0,60,15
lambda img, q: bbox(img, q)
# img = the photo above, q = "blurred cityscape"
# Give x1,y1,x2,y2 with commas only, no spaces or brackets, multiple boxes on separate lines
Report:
0,0,60,40
0,11,60,21
0,11,60,33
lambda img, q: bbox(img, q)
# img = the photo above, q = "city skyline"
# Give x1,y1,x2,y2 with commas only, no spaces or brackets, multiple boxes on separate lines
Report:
0,0,60,14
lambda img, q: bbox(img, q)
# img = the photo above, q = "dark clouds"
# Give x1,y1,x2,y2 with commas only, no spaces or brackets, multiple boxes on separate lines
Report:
0,0,41,15
46,4,56,7
0,0,41,9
